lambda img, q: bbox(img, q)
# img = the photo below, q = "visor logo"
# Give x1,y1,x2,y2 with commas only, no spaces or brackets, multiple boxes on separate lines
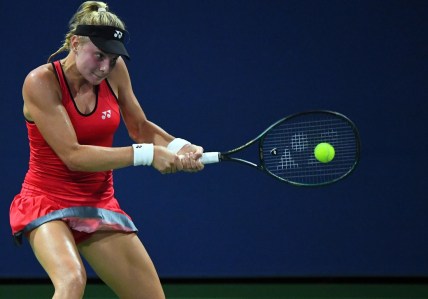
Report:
114,30,123,39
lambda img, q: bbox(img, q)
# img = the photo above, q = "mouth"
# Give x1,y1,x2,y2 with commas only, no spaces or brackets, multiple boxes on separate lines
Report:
92,72,105,80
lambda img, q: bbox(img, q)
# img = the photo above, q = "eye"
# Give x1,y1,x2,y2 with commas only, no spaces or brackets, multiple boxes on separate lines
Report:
110,57,118,67
95,52,105,61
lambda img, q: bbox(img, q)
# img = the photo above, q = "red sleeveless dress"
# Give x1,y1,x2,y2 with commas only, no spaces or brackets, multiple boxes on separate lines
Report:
10,61,137,244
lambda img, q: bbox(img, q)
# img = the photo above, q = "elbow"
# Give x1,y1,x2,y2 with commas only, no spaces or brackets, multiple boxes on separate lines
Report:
128,129,148,144
127,119,150,143
61,155,83,172
64,160,82,172
58,146,86,172
128,131,140,143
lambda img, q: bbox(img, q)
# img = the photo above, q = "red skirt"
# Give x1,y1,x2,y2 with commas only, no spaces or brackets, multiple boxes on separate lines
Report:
10,183,138,245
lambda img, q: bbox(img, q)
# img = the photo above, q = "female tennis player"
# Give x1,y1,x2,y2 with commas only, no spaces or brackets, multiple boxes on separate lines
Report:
9,1,203,298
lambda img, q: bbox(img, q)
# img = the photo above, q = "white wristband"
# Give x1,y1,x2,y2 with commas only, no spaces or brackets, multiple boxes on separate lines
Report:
167,138,191,154
132,144,154,166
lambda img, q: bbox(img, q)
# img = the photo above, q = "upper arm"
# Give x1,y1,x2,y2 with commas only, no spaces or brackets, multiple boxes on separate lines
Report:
109,59,173,144
109,59,147,140
23,65,80,163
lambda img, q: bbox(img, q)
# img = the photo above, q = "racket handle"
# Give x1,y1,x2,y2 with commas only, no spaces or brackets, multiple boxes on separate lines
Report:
200,152,220,164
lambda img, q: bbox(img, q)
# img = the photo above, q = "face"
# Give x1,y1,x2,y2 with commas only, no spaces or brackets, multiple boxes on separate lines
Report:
74,40,119,85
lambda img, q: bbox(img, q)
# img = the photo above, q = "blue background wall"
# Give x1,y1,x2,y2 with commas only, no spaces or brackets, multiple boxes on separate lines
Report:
0,0,427,279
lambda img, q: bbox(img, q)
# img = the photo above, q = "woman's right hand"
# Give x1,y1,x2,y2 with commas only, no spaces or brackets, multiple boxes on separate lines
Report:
152,146,183,174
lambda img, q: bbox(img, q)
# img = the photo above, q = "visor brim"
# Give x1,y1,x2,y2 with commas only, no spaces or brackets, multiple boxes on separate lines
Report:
90,37,130,60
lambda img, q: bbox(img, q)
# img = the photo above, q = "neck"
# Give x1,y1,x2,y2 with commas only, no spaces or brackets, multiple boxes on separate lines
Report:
61,53,92,93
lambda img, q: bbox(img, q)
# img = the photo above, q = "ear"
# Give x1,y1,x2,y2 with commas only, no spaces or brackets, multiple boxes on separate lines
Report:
70,35,80,52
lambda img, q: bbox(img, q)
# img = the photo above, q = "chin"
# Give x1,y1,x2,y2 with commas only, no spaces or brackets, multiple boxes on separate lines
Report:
88,74,104,85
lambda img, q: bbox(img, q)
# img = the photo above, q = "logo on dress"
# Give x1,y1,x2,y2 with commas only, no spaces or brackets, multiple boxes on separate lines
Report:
101,110,111,120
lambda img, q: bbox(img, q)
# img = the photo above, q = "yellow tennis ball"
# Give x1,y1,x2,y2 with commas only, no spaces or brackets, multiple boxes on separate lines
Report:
314,143,335,163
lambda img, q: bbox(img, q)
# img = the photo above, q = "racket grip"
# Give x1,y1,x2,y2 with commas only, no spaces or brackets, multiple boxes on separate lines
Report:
200,152,220,164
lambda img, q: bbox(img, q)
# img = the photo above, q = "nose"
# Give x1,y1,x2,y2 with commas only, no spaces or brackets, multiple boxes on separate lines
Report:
99,60,110,73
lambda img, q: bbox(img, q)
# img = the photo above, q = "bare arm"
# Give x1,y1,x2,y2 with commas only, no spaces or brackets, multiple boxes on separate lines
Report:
22,64,135,172
110,59,174,145
23,60,201,174
110,59,204,171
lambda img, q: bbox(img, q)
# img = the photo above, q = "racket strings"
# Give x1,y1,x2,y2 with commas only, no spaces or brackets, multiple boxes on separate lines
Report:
262,114,359,185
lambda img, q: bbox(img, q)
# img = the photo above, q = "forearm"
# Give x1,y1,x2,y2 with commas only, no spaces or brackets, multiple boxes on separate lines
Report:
64,144,134,172
72,138,204,176
129,119,175,147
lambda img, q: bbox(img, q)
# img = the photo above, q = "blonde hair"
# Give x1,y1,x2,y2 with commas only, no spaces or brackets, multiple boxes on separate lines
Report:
48,1,126,62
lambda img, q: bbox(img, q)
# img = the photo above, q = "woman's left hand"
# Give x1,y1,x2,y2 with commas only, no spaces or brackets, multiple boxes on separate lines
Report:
178,144,204,172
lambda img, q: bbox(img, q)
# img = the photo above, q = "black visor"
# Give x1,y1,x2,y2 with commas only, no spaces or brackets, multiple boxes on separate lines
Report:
75,25,130,59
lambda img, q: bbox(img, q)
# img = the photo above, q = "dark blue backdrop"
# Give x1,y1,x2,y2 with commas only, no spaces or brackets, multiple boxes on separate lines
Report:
1,0,427,279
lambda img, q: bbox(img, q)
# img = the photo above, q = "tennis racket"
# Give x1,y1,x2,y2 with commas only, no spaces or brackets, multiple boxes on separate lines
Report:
200,110,360,186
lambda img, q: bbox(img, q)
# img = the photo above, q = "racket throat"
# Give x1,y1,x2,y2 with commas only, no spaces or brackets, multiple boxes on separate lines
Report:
221,155,259,168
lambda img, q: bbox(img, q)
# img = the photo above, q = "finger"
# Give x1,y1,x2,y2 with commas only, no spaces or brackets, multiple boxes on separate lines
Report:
175,155,184,171
193,148,204,159
187,158,201,172
190,154,200,170
196,159,204,170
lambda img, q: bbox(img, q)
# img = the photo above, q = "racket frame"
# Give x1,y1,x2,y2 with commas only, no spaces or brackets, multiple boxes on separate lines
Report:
213,110,361,186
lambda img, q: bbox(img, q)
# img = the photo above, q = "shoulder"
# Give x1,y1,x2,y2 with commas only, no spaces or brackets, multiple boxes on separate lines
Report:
109,57,130,79
107,58,132,93
23,62,62,107
23,63,61,100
